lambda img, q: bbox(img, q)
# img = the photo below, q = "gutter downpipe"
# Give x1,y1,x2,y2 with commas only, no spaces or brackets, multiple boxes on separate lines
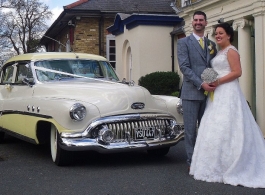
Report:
171,33,175,72
99,14,103,56
170,23,185,73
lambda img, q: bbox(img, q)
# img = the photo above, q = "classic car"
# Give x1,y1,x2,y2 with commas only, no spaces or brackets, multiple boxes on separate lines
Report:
0,52,184,166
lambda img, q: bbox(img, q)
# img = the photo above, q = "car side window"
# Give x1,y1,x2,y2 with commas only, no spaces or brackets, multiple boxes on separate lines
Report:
15,64,33,84
2,65,15,84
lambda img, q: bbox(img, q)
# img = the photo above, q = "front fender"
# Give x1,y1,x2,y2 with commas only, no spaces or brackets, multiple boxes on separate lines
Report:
152,95,183,124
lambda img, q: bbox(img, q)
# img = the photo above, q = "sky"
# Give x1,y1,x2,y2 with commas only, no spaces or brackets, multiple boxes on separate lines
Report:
43,0,77,25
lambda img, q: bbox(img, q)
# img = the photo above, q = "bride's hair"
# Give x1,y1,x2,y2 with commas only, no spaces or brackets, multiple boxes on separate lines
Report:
215,22,234,42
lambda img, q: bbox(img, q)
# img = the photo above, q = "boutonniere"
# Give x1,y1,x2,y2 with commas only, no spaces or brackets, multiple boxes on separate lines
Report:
207,41,215,54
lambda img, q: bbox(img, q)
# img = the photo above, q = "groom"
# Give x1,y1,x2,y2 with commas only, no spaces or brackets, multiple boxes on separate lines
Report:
177,11,217,167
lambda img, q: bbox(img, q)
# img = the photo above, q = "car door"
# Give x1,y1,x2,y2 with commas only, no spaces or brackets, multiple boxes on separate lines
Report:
0,64,15,129
0,62,34,136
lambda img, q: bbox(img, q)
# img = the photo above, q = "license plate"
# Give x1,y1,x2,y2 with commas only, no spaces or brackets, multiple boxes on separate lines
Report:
135,127,155,140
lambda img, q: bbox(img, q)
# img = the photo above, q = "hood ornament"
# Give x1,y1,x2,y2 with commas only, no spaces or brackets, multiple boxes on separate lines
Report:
131,102,145,109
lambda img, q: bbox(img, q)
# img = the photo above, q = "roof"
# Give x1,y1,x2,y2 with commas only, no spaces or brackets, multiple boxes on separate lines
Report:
64,0,176,13
64,0,89,9
107,13,183,36
4,52,107,65
40,0,176,44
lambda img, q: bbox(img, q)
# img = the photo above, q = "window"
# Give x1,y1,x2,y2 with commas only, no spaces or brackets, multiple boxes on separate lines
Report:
2,64,15,83
15,63,33,84
34,59,119,82
175,0,192,7
106,34,116,69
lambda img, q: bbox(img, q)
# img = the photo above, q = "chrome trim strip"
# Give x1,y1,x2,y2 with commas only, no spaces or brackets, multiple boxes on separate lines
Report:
0,110,52,119
0,127,37,144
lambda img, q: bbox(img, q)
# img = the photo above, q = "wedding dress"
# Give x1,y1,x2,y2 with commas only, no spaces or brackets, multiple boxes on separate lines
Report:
189,45,265,188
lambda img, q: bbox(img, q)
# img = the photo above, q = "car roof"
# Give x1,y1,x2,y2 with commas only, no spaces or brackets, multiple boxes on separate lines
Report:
4,52,107,65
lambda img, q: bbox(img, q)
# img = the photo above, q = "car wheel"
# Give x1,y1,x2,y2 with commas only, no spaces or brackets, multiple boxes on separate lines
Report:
0,132,5,143
50,125,71,166
147,147,170,156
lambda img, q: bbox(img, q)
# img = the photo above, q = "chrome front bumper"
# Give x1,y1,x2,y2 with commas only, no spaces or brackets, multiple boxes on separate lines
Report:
59,132,184,152
59,113,184,153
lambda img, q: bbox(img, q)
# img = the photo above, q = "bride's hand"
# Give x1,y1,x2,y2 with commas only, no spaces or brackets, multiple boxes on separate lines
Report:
202,82,216,91
209,79,219,87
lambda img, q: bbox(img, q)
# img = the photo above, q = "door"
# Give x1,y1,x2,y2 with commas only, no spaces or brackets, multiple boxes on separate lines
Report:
0,62,34,136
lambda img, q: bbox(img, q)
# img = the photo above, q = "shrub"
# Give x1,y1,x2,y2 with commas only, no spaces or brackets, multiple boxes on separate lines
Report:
138,71,180,95
171,91,180,97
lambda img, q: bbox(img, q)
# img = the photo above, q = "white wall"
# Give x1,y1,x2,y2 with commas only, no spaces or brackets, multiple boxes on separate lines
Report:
115,25,175,84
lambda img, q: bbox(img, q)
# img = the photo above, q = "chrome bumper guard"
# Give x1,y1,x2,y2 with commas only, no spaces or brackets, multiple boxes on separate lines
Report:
60,113,184,152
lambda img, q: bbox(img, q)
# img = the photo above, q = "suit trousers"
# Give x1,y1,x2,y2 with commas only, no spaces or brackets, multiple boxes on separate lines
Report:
182,98,206,165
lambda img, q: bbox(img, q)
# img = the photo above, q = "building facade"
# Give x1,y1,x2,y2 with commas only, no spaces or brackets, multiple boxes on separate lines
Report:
172,0,265,135
40,0,177,69
40,0,116,66
107,14,183,83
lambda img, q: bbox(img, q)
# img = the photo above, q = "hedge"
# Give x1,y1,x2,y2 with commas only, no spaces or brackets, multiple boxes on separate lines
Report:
138,71,180,96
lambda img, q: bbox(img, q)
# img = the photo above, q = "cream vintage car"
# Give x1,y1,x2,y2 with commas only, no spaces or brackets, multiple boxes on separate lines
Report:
0,52,184,166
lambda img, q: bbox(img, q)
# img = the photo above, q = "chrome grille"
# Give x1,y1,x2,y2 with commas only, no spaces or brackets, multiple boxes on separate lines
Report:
106,119,169,142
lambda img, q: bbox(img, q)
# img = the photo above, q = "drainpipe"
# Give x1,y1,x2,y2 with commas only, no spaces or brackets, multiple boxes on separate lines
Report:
99,15,103,56
171,34,175,72
170,23,185,72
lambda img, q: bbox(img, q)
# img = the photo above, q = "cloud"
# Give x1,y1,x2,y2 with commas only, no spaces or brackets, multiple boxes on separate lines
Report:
47,7,63,26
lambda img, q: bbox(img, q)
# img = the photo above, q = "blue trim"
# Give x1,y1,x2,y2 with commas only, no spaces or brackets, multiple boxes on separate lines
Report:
107,14,125,36
107,14,183,36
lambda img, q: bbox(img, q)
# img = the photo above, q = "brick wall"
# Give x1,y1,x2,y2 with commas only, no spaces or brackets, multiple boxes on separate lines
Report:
47,16,115,57
74,18,99,54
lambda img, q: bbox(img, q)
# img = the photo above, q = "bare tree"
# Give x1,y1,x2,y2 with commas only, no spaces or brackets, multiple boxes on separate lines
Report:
0,0,17,8
0,0,52,54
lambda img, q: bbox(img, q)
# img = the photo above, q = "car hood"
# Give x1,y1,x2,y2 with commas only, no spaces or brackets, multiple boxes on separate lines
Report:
33,80,168,116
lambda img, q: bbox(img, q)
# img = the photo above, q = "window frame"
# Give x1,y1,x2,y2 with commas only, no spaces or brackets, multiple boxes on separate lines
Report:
106,34,116,69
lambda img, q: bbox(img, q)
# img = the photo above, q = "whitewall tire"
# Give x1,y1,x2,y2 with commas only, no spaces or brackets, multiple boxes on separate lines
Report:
50,125,71,166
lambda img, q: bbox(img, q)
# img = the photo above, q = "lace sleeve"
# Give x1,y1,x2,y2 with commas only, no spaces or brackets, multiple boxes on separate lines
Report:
223,45,239,56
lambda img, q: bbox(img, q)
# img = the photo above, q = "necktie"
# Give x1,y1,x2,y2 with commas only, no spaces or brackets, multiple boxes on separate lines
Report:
199,38,204,49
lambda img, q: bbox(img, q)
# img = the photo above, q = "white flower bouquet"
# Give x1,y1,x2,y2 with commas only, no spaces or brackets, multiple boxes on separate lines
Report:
201,68,218,83
201,68,218,101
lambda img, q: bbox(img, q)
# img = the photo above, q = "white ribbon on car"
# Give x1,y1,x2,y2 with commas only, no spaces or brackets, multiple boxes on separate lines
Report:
33,66,119,85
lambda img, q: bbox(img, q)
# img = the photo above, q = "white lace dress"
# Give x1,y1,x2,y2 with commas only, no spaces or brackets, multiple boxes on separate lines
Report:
189,45,265,188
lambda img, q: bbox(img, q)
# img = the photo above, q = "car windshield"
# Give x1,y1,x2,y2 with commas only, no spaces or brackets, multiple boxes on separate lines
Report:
34,59,119,82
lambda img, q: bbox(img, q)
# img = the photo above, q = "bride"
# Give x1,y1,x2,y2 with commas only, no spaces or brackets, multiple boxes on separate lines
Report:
189,22,265,188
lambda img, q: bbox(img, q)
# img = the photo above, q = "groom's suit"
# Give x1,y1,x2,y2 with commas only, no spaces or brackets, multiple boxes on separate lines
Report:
177,34,217,165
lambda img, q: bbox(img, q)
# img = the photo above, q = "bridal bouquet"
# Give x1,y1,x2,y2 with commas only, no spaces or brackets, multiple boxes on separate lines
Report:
201,68,218,101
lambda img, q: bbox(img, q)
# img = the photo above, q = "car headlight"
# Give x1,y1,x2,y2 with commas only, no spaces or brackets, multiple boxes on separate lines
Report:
176,99,183,115
70,103,86,121
98,125,114,144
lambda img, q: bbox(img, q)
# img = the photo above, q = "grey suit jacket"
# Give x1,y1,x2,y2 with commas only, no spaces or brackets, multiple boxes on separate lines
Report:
177,34,217,100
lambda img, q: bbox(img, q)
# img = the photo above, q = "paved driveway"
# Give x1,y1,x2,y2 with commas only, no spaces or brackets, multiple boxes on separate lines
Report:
0,135,264,195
